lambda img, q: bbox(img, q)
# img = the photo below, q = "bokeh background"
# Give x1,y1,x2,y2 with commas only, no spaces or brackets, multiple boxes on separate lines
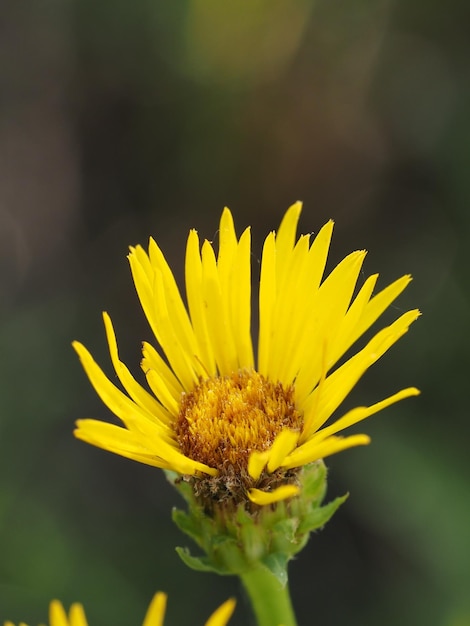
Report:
1,0,469,624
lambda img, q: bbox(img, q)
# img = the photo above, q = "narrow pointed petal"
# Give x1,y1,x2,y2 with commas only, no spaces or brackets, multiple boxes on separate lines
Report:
301,308,421,437
248,484,300,505
294,249,367,403
352,274,413,343
49,601,69,626
217,212,253,366
151,269,200,388
74,420,216,475
68,603,88,626
185,229,217,376
201,240,238,374
275,201,302,264
148,237,200,364
128,249,198,389
141,341,184,400
142,592,167,626
305,219,334,292
146,369,180,416
247,449,270,481
230,228,254,368
266,235,312,381
266,430,300,473
282,434,371,470
277,221,335,385
330,274,413,365
217,207,238,289
326,273,378,364
103,312,169,417
74,418,174,456
308,387,420,444
257,231,276,375
205,598,237,626
73,341,172,433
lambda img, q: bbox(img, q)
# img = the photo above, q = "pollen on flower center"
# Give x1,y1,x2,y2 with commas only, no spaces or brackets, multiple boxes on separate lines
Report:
175,369,302,473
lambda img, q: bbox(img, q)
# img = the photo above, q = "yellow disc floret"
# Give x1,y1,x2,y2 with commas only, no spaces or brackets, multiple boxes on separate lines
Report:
176,369,302,473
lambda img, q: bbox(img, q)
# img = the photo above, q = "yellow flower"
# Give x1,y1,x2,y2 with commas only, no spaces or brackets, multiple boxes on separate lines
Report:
74,202,419,507
4,593,236,626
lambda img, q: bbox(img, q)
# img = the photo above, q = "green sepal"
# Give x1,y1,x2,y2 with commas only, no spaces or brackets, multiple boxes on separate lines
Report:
172,509,202,545
301,458,328,501
260,553,289,587
166,461,346,582
298,493,349,535
175,547,230,575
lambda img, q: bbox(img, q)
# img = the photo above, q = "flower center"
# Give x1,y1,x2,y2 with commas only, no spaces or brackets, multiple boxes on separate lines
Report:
175,369,302,474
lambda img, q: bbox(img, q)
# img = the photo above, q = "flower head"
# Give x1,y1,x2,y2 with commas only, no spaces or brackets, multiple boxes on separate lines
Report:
4,593,236,626
74,202,419,508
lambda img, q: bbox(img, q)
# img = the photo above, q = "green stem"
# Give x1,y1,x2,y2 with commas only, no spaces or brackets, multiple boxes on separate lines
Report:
240,565,298,626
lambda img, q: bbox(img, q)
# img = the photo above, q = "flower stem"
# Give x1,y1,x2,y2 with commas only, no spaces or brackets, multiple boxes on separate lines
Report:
240,565,298,626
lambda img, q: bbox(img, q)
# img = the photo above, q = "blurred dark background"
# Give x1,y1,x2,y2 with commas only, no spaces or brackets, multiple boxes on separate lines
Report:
1,0,469,624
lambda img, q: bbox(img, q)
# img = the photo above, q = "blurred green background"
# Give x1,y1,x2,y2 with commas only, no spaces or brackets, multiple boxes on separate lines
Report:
1,0,469,624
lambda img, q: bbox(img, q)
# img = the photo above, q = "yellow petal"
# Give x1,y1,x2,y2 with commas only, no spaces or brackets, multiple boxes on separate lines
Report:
288,388,420,469
275,201,302,270
282,434,371,470
247,449,270,480
293,249,367,403
329,274,413,366
68,604,88,626
74,419,216,476
304,220,334,293
204,598,236,626
230,227,254,368
201,239,238,374
326,273,378,363
74,420,174,469
248,484,300,506
217,211,253,368
103,312,170,417
185,229,217,376
141,341,184,402
277,222,335,385
301,308,421,437
128,249,198,389
148,239,197,354
266,430,300,473
257,231,276,375
142,592,167,626
217,207,238,293
145,370,180,416
260,203,305,380
72,341,172,434
308,387,420,444
266,235,312,381
49,601,68,626
148,237,209,381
